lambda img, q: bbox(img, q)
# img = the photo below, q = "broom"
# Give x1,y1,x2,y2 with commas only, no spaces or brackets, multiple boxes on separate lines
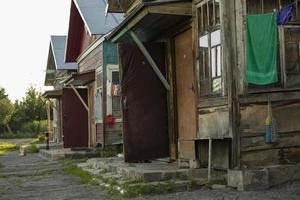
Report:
265,97,278,144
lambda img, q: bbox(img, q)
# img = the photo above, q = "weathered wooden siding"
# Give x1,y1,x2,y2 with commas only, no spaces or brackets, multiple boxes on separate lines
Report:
96,123,104,145
240,101,300,167
198,105,231,139
88,82,96,147
79,44,103,73
104,122,123,146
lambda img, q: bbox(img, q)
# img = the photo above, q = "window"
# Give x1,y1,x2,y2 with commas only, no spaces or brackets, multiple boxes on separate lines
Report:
247,0,300,90
197,0,222,97
106,65,121,119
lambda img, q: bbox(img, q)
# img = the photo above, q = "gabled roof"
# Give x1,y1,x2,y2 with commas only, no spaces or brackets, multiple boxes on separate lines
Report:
44,36,77,86
73,0,124,35
50,36,78,70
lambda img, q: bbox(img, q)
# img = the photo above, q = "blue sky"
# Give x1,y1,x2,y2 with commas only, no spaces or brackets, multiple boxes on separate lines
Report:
0,0,71,101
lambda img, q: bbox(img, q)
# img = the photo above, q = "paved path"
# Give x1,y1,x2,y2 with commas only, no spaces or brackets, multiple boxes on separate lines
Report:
0,152,109,200
0,151,300,200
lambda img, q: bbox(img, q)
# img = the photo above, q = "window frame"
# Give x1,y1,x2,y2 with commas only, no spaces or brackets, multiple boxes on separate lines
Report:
106,64,122,120
196,0,223,98
246,0,300,92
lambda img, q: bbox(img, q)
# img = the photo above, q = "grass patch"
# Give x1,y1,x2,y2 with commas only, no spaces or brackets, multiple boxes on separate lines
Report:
22,144,39,154
0,162,4,169
63,160,95,184
0,142,20,155
30,134,46,144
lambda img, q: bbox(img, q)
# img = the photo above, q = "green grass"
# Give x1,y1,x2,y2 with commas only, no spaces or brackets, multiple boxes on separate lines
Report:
0,142,20,155
22,144,39,154
63,160,95,184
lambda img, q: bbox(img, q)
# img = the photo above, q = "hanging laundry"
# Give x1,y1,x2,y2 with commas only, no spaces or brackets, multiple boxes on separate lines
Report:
277,3,295,25
113,84,121,96
246,12,278,85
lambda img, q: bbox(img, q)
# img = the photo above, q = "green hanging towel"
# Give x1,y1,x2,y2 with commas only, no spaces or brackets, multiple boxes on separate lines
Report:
246,12,278,85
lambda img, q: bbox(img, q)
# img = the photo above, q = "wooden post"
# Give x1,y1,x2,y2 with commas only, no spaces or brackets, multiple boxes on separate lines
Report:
129,30,170,90
46,100,52,140
208,138,212,181
70,84,91,148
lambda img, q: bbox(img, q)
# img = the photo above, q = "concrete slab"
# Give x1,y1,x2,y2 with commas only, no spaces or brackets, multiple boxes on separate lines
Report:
39,148,101,160
84,157,225,182
228,164,300,191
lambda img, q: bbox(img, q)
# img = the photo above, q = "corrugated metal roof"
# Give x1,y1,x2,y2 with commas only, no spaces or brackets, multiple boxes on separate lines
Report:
50,36,78,70
74,0,124,35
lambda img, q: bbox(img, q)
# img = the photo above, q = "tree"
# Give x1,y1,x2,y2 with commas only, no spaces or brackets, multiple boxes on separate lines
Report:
10,86,47,134
0,88,13,133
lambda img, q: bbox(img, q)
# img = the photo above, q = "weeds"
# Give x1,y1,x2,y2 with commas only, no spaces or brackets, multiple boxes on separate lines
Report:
63,160,94,184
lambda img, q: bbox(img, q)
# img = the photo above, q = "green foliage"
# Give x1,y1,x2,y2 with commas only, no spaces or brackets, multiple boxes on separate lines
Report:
9,86,47,135
22,144,39,154
0,120,47,139
0,142,20,156
0,162,4,168
30,134,46,144
0,86,48,138
63,160,94,184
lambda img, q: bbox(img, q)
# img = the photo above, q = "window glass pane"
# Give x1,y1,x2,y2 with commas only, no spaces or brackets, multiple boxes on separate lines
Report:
263,0,278,13
199,49,209,79
217,46,222,76
112,71,120,85
209,0,214,26
199,34,209,47
212,78,222,93
211,30,221,47
211,47,216,78
247,0,262,14
284,27,300,88
214,0,220,25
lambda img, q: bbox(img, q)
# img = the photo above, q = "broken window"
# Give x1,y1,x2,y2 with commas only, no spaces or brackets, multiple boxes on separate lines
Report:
246,0,300,90
198,0,222,97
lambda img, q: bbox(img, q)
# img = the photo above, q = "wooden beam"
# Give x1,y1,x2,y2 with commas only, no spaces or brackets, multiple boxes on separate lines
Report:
208,138,212,181
70,84,89,112
129,30,170,90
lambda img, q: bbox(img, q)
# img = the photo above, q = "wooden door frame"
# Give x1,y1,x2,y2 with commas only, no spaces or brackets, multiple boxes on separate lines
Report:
167,21,198,160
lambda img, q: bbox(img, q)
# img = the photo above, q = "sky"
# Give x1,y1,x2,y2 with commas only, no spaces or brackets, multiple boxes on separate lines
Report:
0,0,71,101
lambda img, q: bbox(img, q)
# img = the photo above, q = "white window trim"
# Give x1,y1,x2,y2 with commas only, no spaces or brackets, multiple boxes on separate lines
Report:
106,64,121,120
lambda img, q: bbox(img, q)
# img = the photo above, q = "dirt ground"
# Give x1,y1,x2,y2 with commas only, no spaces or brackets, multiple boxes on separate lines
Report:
0,151,299,200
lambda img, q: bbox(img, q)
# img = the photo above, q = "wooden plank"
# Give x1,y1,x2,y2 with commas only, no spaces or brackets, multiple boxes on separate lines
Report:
240,102,300,134
175,28,197,142
241,147,300,167
198,106,230,139
241,132,300,152
240,91,300,104
198,97,228,109
148,3,192,16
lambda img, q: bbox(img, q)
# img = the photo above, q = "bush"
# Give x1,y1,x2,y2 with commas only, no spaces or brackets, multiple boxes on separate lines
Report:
0,120,48,139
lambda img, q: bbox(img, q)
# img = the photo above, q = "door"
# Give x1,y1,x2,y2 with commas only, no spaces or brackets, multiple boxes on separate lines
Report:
119,42,169,162
62,88,88,148
175,28,197,159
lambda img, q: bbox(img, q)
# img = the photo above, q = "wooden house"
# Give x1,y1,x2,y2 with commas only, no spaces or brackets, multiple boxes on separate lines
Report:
43,35,78,144
107,0,300,169
62,0,123,148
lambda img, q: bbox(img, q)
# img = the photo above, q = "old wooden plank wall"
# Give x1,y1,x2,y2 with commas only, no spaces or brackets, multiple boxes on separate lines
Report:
78,44,103,73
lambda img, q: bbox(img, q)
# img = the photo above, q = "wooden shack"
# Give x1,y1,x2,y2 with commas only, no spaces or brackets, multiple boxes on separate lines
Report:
43,35,77,144
108,0,300,168
63,0,123,148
